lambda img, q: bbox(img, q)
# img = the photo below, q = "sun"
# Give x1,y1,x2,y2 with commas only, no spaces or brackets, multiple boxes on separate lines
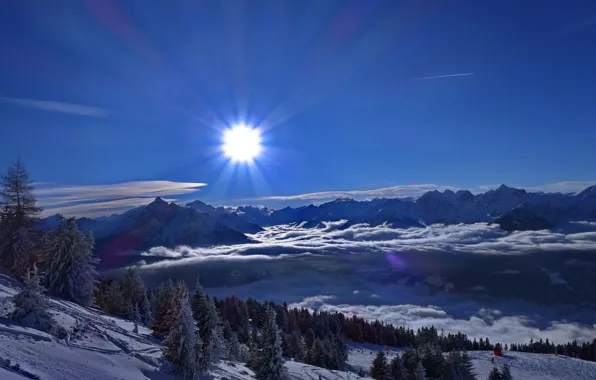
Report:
222,124,262,162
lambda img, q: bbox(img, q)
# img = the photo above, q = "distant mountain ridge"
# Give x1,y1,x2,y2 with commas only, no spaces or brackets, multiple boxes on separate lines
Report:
239,184,596,230
39,185,596,255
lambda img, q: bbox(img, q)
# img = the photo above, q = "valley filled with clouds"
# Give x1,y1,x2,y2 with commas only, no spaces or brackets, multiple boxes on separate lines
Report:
133,221,596,345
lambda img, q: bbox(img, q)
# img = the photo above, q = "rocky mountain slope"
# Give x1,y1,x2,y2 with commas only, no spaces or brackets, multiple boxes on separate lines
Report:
39,185,596,257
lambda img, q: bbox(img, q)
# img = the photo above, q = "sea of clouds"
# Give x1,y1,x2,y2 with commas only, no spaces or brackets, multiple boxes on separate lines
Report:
136,221,596,345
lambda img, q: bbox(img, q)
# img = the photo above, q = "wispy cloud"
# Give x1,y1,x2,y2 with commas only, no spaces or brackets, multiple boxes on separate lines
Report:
236,180,596,208
232,184,459,204
414,73,475,81
1,96,109,117
523,181,596,194
37,180,207,217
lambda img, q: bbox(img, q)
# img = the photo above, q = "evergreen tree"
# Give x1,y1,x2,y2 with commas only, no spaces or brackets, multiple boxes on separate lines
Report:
444,351,476,380
190,279,221,372
487,367,502,380
104,280,126,316
401,346,419,376
44,218,98,306
228,332,241,361
139,290,153,325
254,305,288,380
162,287,202,380
153,280,179,339
121,267,149,320
310,338,326,367
0,159,41,272
11,263,54,332
413,361,428,380
500,364,512,380
390,354,407,380
420,343,445,379
289,330,306,361
370,350,390,380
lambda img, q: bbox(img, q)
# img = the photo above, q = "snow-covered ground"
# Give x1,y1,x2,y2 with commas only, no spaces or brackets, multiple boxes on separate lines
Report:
1,271,595,380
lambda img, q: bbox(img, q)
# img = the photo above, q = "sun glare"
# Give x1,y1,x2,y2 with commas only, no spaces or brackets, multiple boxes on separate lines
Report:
222,124,262,162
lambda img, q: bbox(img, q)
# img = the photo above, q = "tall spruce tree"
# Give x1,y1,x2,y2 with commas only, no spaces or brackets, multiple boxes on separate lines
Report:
420,343,446,379
390,354,407,380
191,279,221,372
487,367,502,380
0,159,41,275
152,280,179,339
370,350,390,380
413,361,428,380
255,305,288,380
44,218,98,306
162,286,202,380
500,364,512,380
120,267,152,322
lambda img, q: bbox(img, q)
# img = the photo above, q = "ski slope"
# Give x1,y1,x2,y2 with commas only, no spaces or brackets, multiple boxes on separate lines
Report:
1,271,595,380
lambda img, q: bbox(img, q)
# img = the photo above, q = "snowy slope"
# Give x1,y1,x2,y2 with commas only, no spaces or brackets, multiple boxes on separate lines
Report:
345,345,596,380
2,271,595,380
0,272,370,380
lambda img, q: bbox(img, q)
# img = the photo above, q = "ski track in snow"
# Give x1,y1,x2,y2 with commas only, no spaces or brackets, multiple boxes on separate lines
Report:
2,272,596,380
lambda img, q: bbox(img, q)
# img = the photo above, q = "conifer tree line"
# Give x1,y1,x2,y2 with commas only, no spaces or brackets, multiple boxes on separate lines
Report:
369,345,515,380
0,159,100,334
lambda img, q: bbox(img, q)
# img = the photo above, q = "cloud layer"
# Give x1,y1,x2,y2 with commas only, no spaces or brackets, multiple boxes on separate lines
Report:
1,96,108,117
38,180,207,217
142,220,596,260
135,221,596,345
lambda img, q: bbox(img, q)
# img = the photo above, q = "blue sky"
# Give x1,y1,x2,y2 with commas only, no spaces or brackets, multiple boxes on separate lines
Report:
1,1,595,216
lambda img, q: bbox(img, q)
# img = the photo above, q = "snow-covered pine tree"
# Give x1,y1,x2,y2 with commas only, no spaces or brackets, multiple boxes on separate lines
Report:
228,332,242,361
67,230,98,306
153,280,179,339
500,364,512,380
333,333,348,369
458,352,477,380
443,351,477,380
104,280,126,316
487,367,502,380
413,361,428,380
370,350,390,380
162,287,202,380
11,263,54,332
254,305,288,380
390,354,407,380
306,338,325,367
139,290,153,325
420,343,445,379
121,267,148,320
401,346,419,377
191,279,222,372
289,330,306,362
44,217,98,306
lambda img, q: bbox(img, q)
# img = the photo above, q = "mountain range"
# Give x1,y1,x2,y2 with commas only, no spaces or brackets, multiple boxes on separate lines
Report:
39,184,596,255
